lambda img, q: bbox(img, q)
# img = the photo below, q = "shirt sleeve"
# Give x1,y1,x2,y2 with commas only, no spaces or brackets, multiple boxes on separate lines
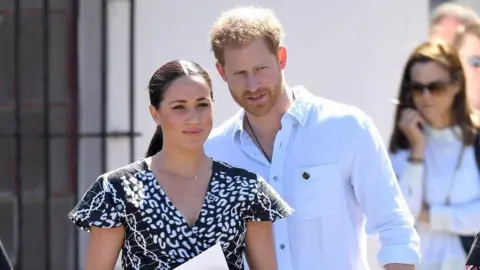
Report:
68,175,126,231
245,174,293,222
350,114,421,267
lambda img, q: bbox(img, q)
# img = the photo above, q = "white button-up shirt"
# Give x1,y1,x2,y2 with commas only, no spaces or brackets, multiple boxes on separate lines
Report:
204,86,421,270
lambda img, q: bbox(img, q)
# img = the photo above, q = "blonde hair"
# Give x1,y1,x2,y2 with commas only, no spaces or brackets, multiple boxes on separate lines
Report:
453,22,480,49
209,6,284,65
431,2,480,26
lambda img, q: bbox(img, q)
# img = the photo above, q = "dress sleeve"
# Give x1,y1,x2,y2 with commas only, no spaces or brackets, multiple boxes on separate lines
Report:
245,174,293,222
466,232,480,269
68,175,126,231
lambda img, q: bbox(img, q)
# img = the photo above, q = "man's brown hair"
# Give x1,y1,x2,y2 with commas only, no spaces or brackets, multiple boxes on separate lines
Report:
454,22,480,49
209,6,285,65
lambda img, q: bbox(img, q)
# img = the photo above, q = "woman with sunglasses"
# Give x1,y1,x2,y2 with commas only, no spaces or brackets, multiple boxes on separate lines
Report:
388,40,480,269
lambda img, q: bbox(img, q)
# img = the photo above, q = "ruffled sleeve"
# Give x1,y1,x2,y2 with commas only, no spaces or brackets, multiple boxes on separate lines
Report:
245,174,293,222
68,175,126,231
466,232,480,268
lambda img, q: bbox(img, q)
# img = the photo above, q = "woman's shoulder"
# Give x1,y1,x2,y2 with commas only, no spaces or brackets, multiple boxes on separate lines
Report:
212,160,258,181
98,159,149,184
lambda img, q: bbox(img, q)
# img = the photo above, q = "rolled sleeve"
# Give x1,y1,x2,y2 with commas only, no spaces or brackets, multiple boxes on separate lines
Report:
350,115,421,266
378,243,423,266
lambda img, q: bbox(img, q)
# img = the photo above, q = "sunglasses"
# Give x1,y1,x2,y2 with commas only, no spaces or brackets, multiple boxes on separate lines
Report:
468,56,480,68
407,80,452,96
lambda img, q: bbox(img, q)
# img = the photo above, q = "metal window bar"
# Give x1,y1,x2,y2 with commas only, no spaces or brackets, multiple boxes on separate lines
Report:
101,0,108,173
129,0,136,163
3,0,139,268
43,1,52,269
71,0,80,268
13,1,23,269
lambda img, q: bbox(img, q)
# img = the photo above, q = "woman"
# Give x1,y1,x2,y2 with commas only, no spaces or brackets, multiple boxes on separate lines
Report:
388,40,480,269
68,60,293,270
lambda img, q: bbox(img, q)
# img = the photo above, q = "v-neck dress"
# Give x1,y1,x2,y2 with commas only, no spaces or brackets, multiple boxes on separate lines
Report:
68,159,293,270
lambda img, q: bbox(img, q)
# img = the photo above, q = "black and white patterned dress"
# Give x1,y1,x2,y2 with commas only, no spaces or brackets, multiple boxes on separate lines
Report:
68,159,292,270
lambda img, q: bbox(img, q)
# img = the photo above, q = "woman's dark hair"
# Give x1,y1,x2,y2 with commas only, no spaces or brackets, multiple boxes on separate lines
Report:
145,60,213,157
389,40,475,153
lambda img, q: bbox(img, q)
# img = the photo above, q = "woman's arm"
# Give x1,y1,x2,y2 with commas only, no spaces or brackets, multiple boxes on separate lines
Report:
85,226,124,270
245,221,277,270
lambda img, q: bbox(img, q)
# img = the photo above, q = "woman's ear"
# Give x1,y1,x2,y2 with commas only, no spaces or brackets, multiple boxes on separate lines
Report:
149,105,161,126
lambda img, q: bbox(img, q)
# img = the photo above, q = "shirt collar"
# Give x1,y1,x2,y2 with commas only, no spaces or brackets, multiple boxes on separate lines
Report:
231,85,314,140
423,124,462,143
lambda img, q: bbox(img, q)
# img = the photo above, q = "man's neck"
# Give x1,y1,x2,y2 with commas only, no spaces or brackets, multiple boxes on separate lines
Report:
245,86,294,139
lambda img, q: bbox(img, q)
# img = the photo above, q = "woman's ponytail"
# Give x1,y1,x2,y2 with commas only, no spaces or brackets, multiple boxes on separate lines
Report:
145,125,163,157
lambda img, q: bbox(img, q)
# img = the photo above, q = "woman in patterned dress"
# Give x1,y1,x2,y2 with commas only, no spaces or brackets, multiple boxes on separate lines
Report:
68,60,293,270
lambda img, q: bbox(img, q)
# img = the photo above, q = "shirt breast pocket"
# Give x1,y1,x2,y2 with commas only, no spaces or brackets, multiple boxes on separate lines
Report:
293,163,345,219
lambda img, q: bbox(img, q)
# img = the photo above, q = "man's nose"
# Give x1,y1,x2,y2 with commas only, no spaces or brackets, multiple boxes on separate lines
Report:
245,74,260,92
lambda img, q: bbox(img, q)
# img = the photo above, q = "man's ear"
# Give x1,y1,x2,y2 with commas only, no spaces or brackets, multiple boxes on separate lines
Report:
216,62,227,82
277,46,287,70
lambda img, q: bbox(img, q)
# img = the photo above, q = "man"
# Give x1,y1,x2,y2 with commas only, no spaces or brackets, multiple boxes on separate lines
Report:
204,6,421,270
454,23,480,112
429,2,479,44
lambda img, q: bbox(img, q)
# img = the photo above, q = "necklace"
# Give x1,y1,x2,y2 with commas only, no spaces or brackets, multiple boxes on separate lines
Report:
245,89,297,164
151,155,210,180
246,117,271,163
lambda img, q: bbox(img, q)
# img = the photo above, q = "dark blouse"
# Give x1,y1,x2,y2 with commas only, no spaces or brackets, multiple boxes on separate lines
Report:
68,159,292,270
466,232,480,270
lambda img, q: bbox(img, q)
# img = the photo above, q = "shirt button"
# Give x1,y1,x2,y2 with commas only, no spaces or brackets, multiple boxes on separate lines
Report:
273,176,278,181
280,244,285,249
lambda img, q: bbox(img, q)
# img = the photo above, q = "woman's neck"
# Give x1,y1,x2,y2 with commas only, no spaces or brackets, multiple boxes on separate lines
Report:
428,115,454,129
151,144,208,176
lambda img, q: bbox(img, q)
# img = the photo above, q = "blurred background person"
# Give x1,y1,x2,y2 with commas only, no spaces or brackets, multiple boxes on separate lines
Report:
388,40,480,270
429,2,479,44
454,23,480,112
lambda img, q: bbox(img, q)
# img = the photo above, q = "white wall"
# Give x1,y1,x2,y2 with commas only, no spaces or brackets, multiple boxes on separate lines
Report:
78,0,429,269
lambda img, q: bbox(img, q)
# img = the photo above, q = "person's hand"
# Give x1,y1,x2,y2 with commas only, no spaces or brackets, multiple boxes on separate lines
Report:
399,109,426,159
418,201,430,223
